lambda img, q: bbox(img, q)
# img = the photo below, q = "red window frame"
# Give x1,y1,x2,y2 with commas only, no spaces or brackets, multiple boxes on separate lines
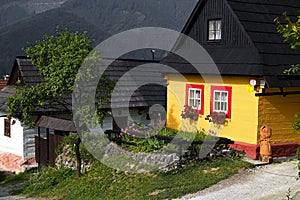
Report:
4,118,11,137
210,86,232,118
186,84,204,115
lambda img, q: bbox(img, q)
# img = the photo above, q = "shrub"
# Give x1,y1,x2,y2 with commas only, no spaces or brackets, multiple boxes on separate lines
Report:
56,134,95,164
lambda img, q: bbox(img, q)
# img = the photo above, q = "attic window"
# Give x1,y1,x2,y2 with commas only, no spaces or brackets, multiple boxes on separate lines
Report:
208,19,222,41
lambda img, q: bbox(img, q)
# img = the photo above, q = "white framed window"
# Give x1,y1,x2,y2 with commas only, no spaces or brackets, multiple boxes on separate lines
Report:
208,19,222,41
210,86,232,118
213,90,228,113
186,84,204,114
188,88,202,110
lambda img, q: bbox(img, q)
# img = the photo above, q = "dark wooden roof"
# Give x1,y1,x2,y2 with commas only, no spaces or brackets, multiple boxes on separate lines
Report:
162,0,300,84
5,56,165,111
8,56,44,86
228,0,300,75
103,59,166,108
0,86,16,113
36,115,76,132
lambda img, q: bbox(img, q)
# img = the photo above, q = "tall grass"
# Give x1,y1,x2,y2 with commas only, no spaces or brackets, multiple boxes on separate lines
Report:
16,158,252,200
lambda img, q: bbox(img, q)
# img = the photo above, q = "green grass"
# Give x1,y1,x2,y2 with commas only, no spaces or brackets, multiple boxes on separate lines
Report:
0,169,33,187
6,157,253,200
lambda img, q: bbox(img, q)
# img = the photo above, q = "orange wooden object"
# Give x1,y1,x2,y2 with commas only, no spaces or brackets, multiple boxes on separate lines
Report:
260,125,272,163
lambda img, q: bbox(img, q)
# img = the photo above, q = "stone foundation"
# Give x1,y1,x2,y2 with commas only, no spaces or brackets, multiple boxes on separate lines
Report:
230,142,299,160
271,142,299,157
0,151,37,173
229,142,260,160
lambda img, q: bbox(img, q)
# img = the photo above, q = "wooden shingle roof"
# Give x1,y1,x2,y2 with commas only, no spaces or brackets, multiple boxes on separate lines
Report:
4,56,165,112
8,56,44,86
227,0,300,74
162,0,300,81
0,85,15,113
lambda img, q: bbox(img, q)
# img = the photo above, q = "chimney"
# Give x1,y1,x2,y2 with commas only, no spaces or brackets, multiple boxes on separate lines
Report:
4,75,9,81
0,75,9,90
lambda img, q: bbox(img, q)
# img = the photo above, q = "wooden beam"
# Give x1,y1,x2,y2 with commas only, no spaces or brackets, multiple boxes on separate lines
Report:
255,91,300,96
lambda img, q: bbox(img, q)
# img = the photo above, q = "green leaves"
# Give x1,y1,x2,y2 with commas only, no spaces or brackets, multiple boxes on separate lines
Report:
7,28,115,127
25,28,92,95
293,114,300,133
275,12,300,49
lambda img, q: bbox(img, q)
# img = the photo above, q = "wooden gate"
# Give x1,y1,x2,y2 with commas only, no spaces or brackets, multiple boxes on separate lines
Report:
35,134,65,166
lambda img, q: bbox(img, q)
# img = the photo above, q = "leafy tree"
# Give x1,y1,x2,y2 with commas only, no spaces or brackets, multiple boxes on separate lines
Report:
275,13,300,74
7,28,115,177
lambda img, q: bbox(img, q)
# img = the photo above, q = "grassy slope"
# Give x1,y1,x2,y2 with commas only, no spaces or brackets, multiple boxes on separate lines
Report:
10,158,252,200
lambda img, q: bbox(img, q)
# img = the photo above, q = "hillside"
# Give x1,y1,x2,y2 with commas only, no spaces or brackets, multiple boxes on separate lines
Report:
0,0,197,76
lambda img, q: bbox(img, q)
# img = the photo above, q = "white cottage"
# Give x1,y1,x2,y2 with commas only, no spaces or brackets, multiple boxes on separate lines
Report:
0,86,38,173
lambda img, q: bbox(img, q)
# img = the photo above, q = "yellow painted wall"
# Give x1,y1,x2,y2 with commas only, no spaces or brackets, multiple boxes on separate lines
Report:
258,88,300,144
167,74,260,144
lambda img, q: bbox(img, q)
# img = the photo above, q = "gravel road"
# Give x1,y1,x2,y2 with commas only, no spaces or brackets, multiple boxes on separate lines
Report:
177,160,300,200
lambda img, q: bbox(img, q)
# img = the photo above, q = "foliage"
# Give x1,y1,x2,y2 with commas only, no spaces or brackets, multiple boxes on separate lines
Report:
120,123,166,152
275,13,300,50
181,105,199,121
56,134,95,163
6,28,114,127
293,114,300,133
205,112,226,125
23,167,75,196
118,123,207,153
275,13,300,74
16,158,252,200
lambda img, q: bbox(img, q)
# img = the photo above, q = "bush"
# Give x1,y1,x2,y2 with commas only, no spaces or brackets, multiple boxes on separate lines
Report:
56,134,95,163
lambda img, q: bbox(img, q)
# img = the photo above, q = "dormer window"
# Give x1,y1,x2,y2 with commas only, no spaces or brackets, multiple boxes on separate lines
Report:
208,19,222,41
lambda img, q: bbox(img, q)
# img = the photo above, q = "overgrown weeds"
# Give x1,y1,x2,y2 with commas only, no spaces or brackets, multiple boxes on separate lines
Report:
4,158,253,200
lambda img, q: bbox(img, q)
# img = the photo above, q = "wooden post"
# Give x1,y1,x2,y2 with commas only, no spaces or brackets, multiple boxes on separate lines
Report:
46,128,50,165
38,126,41,166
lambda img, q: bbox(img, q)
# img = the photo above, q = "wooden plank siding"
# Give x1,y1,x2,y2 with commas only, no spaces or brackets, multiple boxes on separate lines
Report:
258,93,300,144
186,0,252,47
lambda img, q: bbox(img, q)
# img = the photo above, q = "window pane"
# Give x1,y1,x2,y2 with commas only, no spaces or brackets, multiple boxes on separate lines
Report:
209,31,215,40
195,90,201,98
214,102,219,110
209,21,214,30
218,21,221,29
189,99,193,107
214,91,220,100
189,90,194,98
194,100,198,109
221,102,225,111
221,92,227,101
216,31,221,40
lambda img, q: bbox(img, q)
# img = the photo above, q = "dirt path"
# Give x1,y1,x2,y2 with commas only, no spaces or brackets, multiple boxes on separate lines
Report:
177,160,300,200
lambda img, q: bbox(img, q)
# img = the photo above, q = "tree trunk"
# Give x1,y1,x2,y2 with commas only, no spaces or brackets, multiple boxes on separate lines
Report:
75,137,82,178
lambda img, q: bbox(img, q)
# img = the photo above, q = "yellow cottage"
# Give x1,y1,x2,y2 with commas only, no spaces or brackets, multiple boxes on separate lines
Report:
162,0,300,159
